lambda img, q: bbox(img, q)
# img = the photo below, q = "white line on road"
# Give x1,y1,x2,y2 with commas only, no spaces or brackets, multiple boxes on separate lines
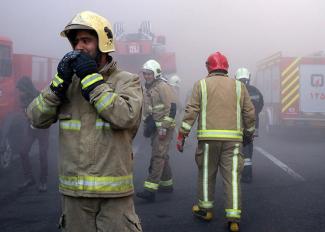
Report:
254,146,305,181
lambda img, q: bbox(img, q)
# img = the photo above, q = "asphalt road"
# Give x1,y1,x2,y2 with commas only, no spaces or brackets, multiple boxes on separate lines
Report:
1,128,325,232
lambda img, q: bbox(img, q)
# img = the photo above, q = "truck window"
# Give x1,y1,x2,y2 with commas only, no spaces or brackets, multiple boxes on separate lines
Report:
0,44,12,77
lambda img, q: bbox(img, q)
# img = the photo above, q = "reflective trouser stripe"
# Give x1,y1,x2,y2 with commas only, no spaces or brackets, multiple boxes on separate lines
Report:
225,144,241,219
144,181,159,191
198,143,214,209
159,179,173,187
225,209,241,219
232,146,239,210
203,143,209,203
244,158,252,166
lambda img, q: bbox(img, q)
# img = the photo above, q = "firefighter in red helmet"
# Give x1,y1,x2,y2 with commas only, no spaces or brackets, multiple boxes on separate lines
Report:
176,51,255,231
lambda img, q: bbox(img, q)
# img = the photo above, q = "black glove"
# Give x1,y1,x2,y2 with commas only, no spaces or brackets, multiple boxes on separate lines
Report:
50,51,80,100
143,115,156,137
71,52,105,100
243,134,253,146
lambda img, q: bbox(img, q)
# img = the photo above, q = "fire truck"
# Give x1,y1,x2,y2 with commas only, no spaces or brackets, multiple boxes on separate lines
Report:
112,21,176,76
254,52,325,134
0,36,58,170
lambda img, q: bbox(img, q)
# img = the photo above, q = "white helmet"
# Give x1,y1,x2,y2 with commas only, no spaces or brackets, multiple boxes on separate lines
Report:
235,67,250,81
142,59,161,79
168,75,181,88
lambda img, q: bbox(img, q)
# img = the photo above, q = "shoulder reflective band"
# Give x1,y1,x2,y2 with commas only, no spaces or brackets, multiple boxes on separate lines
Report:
59,175,133,192
235,81,241,130
95,92,117,113
200,79,207,130
35,94,56,114
81,73,104,89
51,73,63,87
96,118,111,129
60,120,81,131
246,126,255,132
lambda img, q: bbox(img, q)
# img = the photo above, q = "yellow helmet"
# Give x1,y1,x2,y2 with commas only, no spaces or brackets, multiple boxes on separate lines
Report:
60,11,115,53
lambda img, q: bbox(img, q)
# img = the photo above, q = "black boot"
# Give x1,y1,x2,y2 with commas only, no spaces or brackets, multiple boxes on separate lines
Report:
158,185,173,193
136,189,156,202
241,165,252,183
19,176,35,190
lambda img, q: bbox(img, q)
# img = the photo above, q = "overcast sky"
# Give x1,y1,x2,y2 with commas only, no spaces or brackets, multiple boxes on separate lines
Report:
1,0,325,90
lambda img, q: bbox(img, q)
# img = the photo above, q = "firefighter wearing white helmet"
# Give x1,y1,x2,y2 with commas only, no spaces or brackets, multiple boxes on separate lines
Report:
235,67,264,183
27,11,143,231
167,74,182,127
168,74,181,88
137,59,177,202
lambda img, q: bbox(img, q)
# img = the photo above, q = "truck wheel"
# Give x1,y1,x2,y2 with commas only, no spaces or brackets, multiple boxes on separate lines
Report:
0,138,12,169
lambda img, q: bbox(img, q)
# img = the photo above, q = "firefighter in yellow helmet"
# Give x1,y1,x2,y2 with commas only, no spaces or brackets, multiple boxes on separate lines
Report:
27,11,143,231
176,52,255,232
136,59,177,202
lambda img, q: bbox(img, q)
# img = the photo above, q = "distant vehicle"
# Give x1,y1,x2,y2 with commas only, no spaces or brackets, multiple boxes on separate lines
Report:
254,52,325,134
112,21,176,76
0,36,58,170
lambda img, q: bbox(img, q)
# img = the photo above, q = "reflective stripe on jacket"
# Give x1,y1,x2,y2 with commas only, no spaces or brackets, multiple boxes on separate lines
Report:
27,61,143,198
180,74,255,141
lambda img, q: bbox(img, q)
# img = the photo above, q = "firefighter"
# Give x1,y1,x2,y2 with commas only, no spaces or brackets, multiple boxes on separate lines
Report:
16,76,50,192
176,52,255,232
136,59,177,202
27,11,143,232
167,74,182,126
235,67,264,183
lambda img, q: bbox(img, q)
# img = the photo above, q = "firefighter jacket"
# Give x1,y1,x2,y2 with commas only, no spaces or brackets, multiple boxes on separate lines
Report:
143,79,177,137
246,85,264,115
180,73,255,141
27,61,143,198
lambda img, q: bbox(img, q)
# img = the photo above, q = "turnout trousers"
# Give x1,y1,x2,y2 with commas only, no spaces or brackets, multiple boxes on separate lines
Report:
144,128,174,191
59,195,142,232
195,140,244,222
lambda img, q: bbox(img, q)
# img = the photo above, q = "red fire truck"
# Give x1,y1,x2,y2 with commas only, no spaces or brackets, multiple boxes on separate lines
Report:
112,21,176,75
254,52,325,134
0,36,58,170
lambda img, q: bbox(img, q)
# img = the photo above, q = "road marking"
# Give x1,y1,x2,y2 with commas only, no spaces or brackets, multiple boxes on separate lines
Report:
254,146,305,181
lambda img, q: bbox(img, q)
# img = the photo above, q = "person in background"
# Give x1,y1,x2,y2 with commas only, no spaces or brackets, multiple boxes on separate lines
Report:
16,76,49,192
235,67,264,183
136,59,177,202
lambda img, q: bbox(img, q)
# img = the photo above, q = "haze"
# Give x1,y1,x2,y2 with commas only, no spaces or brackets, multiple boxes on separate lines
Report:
1,0,324,89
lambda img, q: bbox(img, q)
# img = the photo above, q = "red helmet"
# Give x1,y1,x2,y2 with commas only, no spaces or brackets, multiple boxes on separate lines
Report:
205,52,229,73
